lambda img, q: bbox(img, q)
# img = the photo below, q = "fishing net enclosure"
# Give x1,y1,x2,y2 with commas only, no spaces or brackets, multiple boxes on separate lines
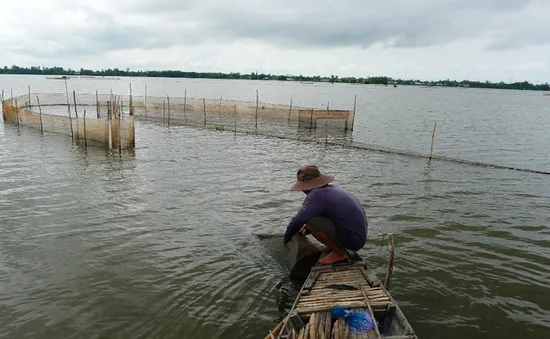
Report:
1,93,135,150
2,90,354,149
129,94,355,140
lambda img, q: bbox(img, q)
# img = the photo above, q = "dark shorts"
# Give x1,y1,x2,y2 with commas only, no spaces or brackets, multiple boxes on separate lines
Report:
305,216,364,251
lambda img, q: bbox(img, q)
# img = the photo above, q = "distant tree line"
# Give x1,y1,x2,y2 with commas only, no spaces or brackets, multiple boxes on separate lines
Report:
1,65,548,91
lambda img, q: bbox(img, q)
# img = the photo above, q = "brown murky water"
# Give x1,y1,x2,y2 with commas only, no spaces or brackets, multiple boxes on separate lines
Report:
0,76,549,339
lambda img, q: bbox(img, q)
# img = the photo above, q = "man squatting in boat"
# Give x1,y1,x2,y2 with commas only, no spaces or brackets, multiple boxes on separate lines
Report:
283,165,368,265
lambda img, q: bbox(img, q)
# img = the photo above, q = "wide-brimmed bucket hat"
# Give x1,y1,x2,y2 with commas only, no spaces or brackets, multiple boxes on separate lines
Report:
289,165,334,191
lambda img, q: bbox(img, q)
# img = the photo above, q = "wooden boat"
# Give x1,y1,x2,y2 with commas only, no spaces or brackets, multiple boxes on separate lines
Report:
266,234,418,339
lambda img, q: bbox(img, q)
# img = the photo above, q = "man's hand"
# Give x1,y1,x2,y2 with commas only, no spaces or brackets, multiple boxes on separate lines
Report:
283,242,291,252
298,226,310,236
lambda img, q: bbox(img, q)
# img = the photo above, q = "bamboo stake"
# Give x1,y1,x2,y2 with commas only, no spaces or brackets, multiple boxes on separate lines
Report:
10,88,13,105
15,99,20,132
325,102,329,146
429,120,437,162
96,90,100,119
218,95,222,117
162,98,166,124
83,109,88,150
183,89,187,120
309,108,313,130
28,85,31,108
349,94,357,132
384,233,395,290
144,84,147,117
203,97,207,126
255,89,259,130
288,98,293,126
234,104,237,136
118,102,122,154
167,96,171,127
36,96,43,135
129,83,133,116
64,80,74,141
71,90,78,118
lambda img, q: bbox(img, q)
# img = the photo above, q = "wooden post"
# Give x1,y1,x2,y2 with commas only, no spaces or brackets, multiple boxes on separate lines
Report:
183,89,187,120
167,96,171,127
349,94,357,132
429,120,437,162
65,83,74,141
255,89,259,130
309,109,313,130
36,96,44,135
129,83,134,116
234,104,237,135
72,90,79,118
28,85,31,108
83,109,88,150
15,99,20,132
288,98,293,126
118,102,122,154
325,102,329,146
203,97,207,126
96,90,100,119
144,84,147,117
384,233,395,290
162,98,166,124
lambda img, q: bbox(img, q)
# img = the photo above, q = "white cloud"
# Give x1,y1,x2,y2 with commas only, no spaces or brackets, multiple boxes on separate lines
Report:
1,0,549,83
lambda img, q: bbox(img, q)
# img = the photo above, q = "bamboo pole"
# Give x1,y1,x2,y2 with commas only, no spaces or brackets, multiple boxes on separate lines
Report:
349,94,357,132
83,109,88,150
15,99,20,132
65,82,74,141
325,102,329,146
234,104,237,136
28,85,31,108
255,89,259,130
218,95,222,117
203,97,207,126
167,96,171,127
264,320,284,339
118,102,122,154
36,96,43,135
72,90,79,118
96,90,100,119
183,89,187,120
288,98,293,126
360,286,382,339
309,109,313,130
384,233,395,290
129,83,133,116
162,98,166,124
10,88,13,105
144,84,147,117
429,120,437,162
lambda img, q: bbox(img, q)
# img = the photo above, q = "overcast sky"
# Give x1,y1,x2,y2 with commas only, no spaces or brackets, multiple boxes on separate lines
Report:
1,0,549,83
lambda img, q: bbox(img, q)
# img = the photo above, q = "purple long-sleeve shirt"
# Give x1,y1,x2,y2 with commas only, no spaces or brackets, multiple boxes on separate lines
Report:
283,185,368,251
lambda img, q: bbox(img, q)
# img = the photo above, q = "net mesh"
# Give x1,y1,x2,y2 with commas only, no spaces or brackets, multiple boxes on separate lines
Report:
1,93,135,149
2,92,354,149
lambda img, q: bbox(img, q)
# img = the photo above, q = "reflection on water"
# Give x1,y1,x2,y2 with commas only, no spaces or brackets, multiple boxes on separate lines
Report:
1,78,549,339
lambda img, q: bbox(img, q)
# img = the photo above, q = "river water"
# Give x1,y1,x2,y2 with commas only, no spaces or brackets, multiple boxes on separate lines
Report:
0,75,549,339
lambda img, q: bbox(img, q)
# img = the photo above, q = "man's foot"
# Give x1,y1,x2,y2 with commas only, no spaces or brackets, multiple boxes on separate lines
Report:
319,250,349,265
319,246,331,253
